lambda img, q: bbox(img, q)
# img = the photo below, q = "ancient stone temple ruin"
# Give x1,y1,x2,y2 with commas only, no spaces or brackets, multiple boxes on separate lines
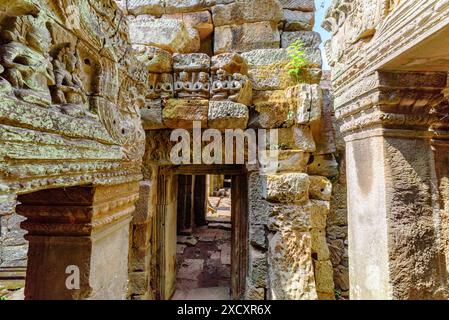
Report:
0,0,447,301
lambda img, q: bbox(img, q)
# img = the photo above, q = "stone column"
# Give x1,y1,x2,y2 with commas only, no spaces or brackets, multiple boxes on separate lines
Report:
16,182,139,300
338,71,449,299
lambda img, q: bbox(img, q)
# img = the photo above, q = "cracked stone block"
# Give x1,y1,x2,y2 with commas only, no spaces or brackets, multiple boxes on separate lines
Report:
265,173,310,204
212,0,283,27
208,101,249,129
214,22,280,55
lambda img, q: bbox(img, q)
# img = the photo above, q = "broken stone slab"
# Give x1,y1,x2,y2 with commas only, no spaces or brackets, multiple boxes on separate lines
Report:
214,21,280,55
161,10,213,40
281,31,321,48
134,46,173,73
279,0,316,12
208,101,249,129
177,235,198,246
286,84,323,125
163,98,208,128
242,49,296,91
211,0,284,27
265,173,310,204
277,126,316,153
309,176,332,201
283,10,314,31
211,53,248,75
128,15,200,53
141,99,166,130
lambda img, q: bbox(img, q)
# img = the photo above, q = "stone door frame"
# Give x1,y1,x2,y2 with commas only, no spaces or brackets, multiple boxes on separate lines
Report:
154,165,248,300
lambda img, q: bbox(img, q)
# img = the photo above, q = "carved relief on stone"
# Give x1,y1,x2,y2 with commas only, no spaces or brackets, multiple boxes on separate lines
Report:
210,53,252,105
49,44,97,119
210,68,229,101
173,53,210,99
0,15,55,106
147,73,174,99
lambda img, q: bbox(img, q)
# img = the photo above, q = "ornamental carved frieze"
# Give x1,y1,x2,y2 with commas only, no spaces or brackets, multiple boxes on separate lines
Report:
325,0,449,92
335,71,449,135
0,0,147,196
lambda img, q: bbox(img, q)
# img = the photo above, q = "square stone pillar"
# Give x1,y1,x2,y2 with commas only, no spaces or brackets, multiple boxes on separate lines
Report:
16,182,139,300
345,129,449,299
337,71,449,299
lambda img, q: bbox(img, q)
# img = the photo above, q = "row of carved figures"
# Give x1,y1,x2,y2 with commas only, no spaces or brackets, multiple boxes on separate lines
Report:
148,68,251,104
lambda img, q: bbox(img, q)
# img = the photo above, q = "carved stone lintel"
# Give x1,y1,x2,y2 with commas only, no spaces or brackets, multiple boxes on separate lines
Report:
335,71,449,136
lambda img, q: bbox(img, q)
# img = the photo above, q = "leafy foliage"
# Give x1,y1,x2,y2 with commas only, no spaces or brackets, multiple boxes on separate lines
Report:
286,39,308,83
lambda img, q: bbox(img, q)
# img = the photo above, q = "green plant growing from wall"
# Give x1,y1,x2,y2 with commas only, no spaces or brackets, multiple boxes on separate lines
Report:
286,39,308,83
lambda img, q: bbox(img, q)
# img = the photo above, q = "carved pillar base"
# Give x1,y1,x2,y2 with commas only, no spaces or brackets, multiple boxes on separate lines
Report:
16,182,139,300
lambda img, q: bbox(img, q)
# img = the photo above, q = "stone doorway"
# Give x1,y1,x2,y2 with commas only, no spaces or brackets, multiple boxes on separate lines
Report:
154,166,248,300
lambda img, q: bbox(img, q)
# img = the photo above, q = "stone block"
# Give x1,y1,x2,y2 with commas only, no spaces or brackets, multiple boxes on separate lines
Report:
161,10,213,40
311,228,330,261
245,278,265,300
242,49,296,90
248,247,267,288
277,126,316,152
135,46,173,73
211,0,283,27
268,230,317,300
277,150,310,173
165,0,211,14
141,99,166,130
326,225,348,240
208,101,249,129
128,271,149,295
163,99,208,128
132,223,151,248
281,31,321,48
309,200,330,229
313,260,335,294
283,10,314,31
265,173,310,204
133,181,153,223
214,22,280,55
250,90,294,128
127,0,165,16
307,154,339,178
249,224,267,249
279,0,316,12
128,15,200,53
173,53,210,71
285,84,322,125
328,208,348,227
309,176,332,201
211,53,248,75
129,245,151,272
